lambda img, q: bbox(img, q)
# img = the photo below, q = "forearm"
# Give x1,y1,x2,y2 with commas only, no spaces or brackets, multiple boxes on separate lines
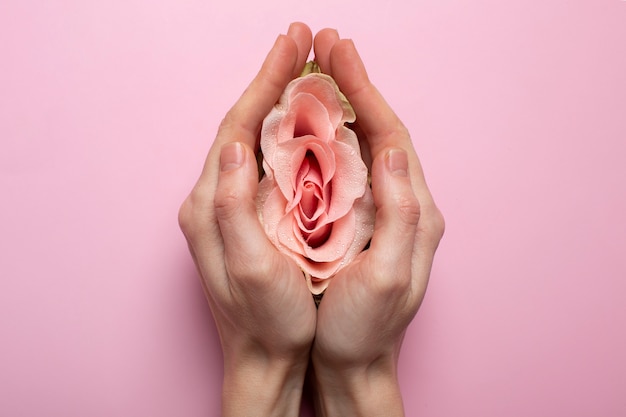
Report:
310,356,405,417
222,349,308,417
222,340,308,417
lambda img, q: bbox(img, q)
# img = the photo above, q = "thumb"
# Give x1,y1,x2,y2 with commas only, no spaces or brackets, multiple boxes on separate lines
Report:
368,148,421,284
214,142,273,278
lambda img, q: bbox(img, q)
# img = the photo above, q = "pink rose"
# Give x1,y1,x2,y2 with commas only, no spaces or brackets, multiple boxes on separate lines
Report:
256,72,375,294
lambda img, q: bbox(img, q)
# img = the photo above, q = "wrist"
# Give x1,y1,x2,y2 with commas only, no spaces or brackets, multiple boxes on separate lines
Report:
221,345,309,417
310,353,405,417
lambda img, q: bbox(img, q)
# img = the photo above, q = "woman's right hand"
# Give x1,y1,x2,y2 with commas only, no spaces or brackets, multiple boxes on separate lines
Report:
309,29,445,417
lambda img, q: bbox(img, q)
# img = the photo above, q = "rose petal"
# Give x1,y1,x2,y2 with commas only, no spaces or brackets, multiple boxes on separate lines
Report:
261,74,355,167
272,136,335,205
307,275,330,295
277,206,356,269
287,74,355,126
261,88,335,168
256,175,275,219
302,189,375,283
257,72,376,292
303,188,375,280
302,222,332,248
302,209,356,265
324,138,369,222
281,93,334,142
259,183,304,254
300,182,317,219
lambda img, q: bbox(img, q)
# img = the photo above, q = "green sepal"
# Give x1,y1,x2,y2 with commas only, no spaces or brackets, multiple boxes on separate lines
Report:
300,61,321,77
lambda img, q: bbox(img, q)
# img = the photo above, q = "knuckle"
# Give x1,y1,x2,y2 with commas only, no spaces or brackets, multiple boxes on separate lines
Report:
377,126,411,149
432,207,446,239
226,254,275,291
395,124,411,140
177,196,193,234
178,193,204,238
218,112,234,133
367,257,412,296
217,110,246,141
177,185,214,240
395,193,421,226
213,186,243,221
375,270,411,298
419,205,446,249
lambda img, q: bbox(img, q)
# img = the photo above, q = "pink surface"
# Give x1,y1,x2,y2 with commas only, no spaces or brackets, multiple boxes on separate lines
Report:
1,1,625,416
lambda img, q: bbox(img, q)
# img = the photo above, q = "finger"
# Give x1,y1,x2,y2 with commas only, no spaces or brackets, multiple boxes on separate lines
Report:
216,34,299,151
367,148,420,290
287,22,313,77
329,39,409,158
194,32,300,193
313,28,339,74
329,38,443,247
213,142,277,284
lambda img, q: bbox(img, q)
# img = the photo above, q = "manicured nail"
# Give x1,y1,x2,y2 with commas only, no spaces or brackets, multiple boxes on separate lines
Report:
386,149,408,177
220,142,244,172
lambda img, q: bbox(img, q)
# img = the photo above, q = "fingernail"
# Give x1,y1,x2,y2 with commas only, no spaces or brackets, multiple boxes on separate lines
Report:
325,28,340,38
220,142,244,172
386,149,408,177
287,22,297,35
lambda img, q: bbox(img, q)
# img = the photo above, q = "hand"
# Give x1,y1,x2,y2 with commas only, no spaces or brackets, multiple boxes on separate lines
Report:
309,29,445,417
178,23,317,417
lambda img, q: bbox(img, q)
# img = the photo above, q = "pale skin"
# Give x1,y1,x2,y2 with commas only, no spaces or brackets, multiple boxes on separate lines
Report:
178,22,444,417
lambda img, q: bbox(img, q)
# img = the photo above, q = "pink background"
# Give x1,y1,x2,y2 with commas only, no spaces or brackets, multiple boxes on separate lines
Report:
1,1,625,416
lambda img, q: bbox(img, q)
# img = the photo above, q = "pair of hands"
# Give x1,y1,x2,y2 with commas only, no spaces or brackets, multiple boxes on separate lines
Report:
179,23,444,417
